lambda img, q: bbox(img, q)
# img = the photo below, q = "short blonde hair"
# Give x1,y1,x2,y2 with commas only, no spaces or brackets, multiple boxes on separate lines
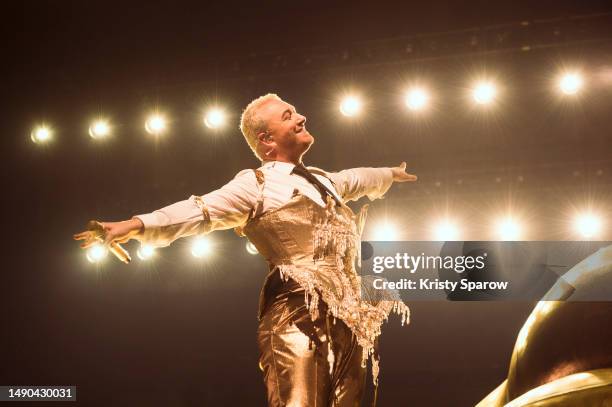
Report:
239,93,282,161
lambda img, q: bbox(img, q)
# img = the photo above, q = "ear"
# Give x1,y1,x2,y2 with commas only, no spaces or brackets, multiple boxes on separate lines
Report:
257,131,272,147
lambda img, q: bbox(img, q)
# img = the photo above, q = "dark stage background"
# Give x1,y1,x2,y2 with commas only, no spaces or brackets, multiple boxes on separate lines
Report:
3,1,612,406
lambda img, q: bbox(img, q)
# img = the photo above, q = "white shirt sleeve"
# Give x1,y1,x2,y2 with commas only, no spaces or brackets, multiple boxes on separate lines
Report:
133,169,257,247
327,167,394,203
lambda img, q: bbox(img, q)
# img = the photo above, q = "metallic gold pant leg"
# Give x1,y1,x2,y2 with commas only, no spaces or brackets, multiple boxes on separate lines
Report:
328,320,366,407
258,293,330,407
257,288,366,407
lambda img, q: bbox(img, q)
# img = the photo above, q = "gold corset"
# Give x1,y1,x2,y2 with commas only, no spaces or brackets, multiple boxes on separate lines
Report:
235,169,410,384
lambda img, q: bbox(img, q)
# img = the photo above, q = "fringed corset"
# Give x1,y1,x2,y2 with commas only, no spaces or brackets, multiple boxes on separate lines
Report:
235,169,410,385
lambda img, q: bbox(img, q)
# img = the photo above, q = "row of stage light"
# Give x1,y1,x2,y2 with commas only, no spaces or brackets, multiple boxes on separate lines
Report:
32,71,586,144
84,211,604,264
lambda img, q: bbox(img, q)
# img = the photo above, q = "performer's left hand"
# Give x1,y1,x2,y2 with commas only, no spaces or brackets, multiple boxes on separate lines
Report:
391,162,417,182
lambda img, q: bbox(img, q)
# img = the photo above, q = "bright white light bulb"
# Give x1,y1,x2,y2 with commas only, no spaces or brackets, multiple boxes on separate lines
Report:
137,245,155,260
496,218,522,240
373,223,399,241
31,125,52,143
145,114,167,135
89,120,111,139
339,96,362,117
574,213,602,238
434,220,460,241
405,88,429,110
86,244,108,263
191,237,212,258
473,82,496,104
204,108,226,129
559,73,583,95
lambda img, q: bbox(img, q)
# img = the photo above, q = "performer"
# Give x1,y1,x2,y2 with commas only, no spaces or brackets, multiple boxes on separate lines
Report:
74,94,417,406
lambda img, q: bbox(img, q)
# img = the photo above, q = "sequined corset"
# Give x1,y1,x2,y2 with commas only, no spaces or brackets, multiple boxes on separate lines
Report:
235,169,409,382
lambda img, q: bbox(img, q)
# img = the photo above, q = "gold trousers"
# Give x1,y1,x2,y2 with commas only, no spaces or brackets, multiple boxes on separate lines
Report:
257,274,367,407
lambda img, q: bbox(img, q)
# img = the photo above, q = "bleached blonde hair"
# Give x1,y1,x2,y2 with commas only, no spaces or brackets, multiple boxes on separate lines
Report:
239,93,282,161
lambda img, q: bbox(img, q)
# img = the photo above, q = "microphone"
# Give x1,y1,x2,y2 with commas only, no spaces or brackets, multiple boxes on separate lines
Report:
86,220,131,264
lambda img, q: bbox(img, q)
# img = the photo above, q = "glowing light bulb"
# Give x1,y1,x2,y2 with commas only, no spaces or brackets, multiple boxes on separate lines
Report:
145,114,167,135
86,244,108,263
434,220,460,241
339,96,362,117
137,245,155,260
496,217,522,240
559,73,583,95
89,119,111,139
31,125,52,143
574,213,602,238
373,223,399,241
191,237,212,258
204,108,226,129
405,88,429,111
473,82,496,104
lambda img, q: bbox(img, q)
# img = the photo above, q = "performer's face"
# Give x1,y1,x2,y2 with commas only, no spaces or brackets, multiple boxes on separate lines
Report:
257,99,314,161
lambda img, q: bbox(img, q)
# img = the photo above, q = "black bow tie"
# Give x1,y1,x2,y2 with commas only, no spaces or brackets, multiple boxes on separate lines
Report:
292,163,341,206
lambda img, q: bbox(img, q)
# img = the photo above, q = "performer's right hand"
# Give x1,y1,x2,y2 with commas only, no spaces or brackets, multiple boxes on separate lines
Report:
73,218,144,249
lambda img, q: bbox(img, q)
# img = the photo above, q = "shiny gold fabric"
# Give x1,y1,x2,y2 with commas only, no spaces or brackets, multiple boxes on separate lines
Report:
235,169,409,405
258,270,367,407
505,369,612,407
477,245,612,406
244,192,408,347
477,369,612,407
239,176,409,378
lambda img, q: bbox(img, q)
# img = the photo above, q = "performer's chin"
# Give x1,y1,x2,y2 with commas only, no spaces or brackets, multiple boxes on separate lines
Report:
300,134,315,152
303,141,314,155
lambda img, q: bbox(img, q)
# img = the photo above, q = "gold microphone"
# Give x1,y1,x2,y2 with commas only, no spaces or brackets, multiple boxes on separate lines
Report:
86,220,131,264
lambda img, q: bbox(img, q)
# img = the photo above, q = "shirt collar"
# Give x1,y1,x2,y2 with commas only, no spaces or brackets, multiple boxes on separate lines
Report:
261,160,297,175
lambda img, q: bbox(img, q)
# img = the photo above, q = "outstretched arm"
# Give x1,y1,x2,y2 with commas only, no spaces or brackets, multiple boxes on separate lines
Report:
74,169,257,249
327,162,417,203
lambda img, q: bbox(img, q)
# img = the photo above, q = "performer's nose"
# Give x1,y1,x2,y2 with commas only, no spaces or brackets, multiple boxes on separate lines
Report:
297,115,306,126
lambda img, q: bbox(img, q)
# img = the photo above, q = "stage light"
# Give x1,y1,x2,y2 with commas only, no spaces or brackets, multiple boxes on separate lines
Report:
88,119,111,139
573,213,602,238
433,220,460,241
145,114,167,135
31,125,52,144
339,96,362,117
373,222,399,241
86,244,108,263
472,82,496,104
559,72,583,95
246,241,259,255
405,88,429,111
495,217,522,240
137,244,155,260
204,108,226,129
191,236,212,258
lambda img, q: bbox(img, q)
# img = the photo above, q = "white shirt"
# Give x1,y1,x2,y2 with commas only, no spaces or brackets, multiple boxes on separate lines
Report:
134,161,394,247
